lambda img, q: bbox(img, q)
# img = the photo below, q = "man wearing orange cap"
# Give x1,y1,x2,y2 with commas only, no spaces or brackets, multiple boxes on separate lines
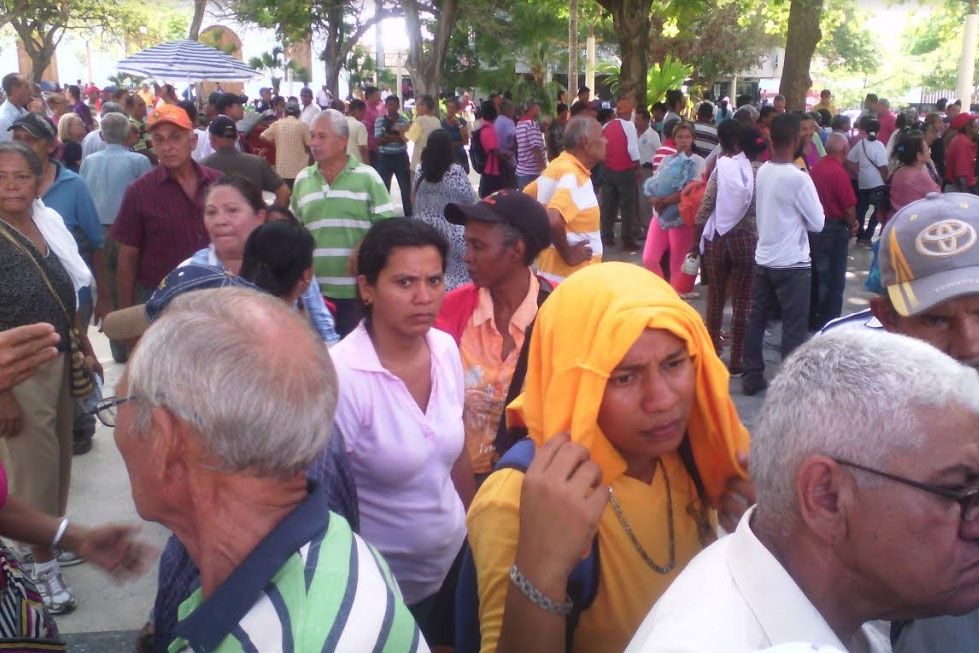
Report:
111,105,221,354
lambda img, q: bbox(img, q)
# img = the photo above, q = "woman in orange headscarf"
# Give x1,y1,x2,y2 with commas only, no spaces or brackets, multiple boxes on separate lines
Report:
466,262,752,653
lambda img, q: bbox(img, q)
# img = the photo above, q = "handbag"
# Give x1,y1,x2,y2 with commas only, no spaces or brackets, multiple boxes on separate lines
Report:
0,222,93,399
0,542,64,648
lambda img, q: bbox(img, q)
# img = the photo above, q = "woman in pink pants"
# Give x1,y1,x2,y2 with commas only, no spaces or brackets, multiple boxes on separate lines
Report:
643,122,704,298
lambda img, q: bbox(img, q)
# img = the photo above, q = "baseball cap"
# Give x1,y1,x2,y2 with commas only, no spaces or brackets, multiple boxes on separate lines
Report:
208,116,238,138
9,113,56,140
102,264,262,340
147,104,194,131
215,92,247,114
880,192,979,316
444,189,552,255
237,110,275,135
951,112,978,130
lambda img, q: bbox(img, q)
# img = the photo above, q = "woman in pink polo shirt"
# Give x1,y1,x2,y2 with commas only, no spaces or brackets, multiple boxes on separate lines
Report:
329,217,475,648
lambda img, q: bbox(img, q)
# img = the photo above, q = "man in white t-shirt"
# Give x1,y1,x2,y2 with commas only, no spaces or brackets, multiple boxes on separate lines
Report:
635,106,660,229
846,125,889,246
345,99,369,163
627,327,979,653
741,113,825,396
299,87,321,126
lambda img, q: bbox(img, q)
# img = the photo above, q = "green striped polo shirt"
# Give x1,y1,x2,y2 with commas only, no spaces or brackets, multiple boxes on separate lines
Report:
168,485,426,653
290,155,394,299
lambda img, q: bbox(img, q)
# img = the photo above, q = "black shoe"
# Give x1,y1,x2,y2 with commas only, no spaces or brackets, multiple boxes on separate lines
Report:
621,240,641,252
601,236,616,247
741,376,768,396
73,434,93,456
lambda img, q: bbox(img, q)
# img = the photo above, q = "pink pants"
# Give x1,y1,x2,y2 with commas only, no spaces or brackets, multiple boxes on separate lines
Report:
642,218,696,294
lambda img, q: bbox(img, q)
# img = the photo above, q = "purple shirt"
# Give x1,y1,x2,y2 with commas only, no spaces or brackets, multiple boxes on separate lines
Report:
72,100,93,131
111,161,222,289
495,114,517,165
329,324,467,605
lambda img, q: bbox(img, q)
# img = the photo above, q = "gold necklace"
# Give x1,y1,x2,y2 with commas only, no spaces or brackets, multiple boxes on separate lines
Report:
608,457,676,575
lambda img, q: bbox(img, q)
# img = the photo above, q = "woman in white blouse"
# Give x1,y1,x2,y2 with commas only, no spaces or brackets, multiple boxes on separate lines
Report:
330,217,475,647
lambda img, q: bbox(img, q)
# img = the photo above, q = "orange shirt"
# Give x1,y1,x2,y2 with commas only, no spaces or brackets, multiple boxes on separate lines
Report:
459,275,540,474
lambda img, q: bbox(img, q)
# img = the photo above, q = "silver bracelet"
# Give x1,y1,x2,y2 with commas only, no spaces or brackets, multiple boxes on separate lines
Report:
51,518,69,549
508,564,573,616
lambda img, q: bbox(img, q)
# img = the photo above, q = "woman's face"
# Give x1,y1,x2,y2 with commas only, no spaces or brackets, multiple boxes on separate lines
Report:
203,185,266,261
917,141,931,165
359,245,445,339
446,100,458,116
674,128,694,153
597,328,696,480
0,152,39,218
68,117,86,142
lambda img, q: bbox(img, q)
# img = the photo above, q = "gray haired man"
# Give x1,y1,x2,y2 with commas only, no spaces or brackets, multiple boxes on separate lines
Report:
80,100,124,161
627,327,979,652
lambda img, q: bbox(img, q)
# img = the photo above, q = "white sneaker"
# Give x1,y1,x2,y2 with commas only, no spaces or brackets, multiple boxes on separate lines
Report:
33,562,76,615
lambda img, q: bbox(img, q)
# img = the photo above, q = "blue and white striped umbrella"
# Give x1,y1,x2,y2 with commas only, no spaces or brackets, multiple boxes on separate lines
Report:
116,40,261,82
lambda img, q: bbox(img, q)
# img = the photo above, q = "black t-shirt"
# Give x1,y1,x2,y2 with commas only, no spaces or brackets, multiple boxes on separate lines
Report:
0,221,75,351
202,150,285,193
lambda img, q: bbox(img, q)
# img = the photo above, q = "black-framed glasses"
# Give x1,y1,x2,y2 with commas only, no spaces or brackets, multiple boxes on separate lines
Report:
87,395,140,428
835,458,979,522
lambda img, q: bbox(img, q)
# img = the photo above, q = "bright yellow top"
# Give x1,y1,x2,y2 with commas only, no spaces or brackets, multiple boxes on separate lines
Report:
468,453,714,653
525,152,602,283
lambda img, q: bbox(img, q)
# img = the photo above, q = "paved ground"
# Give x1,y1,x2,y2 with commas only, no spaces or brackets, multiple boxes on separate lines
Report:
56,169,878,649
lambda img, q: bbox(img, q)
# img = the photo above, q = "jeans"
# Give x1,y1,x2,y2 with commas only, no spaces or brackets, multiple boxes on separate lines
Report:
856,186,883,241
376,151,412,216
516,174,538,191
808,220,850,330
600,168,639,243
742,265,812,384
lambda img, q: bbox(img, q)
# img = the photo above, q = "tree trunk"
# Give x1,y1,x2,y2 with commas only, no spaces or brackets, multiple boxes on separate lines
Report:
403,0,460,99
779,0,822,110
188,0,208,40
12,24,57,84
597,0,652,108
569,0,578,94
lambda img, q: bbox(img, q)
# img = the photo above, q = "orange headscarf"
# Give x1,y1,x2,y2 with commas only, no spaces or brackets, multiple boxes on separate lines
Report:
507,262,749,504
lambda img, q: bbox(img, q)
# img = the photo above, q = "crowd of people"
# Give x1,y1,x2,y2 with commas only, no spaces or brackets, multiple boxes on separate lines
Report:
0,64,979,653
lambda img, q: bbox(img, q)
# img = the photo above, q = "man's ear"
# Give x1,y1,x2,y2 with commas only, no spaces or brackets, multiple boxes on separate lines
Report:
795,455,853,544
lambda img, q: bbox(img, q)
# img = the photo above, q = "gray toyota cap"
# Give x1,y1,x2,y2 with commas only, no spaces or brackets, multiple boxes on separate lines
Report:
880,192,979,316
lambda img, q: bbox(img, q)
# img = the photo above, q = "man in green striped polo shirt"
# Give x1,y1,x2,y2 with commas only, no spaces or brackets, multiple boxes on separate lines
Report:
291,108,394,336
111,288,425,653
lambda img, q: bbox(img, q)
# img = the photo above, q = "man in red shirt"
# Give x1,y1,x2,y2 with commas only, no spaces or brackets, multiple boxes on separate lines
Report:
112,105,221,319
876,98,897,146
944,112,978,192
809,132,858,328
599,92,641,250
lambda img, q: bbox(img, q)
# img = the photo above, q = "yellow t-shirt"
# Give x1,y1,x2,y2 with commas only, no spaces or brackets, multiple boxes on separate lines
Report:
406,114,443,168
467,452,714,653
524,152,602,283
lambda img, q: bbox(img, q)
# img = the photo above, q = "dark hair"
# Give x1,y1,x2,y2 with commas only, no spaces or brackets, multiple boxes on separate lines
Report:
894,129,927,166
696,102,714,120
717,118,742,154
662,117,680,139
596,107,614,124
419,129,454,184
758,105,776,122
348,98,365,113
556,102,569,116
215,94,241,114
739,126,768,161
817,109,832,127
2,73,22,96
240,221,315,298
830,114,851,132
364,86,379,97
770,113,802,148
863,117,881,141
773,94,785,104
578,86,590,95
177,100,198,127
735,94,753,108
267,205,299,224
480,100,498,121
865,93,879,104
557,89,567,101
384,95,400,106
272,95,285,106
569,100,590,116
665,89,684,110
937,98,948,111
209,175,267,213
635,107,650,120
651,102,667,115
67,84,81,101
356,218,449,314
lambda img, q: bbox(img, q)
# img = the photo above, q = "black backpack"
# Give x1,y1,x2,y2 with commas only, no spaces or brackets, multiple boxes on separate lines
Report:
469,125,488,175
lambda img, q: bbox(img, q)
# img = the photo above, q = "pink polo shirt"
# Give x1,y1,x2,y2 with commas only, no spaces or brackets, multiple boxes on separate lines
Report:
330,323,467,605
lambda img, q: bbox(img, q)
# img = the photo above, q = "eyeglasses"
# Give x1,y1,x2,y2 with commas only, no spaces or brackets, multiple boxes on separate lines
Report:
87,395,140,428
835,458,979,522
